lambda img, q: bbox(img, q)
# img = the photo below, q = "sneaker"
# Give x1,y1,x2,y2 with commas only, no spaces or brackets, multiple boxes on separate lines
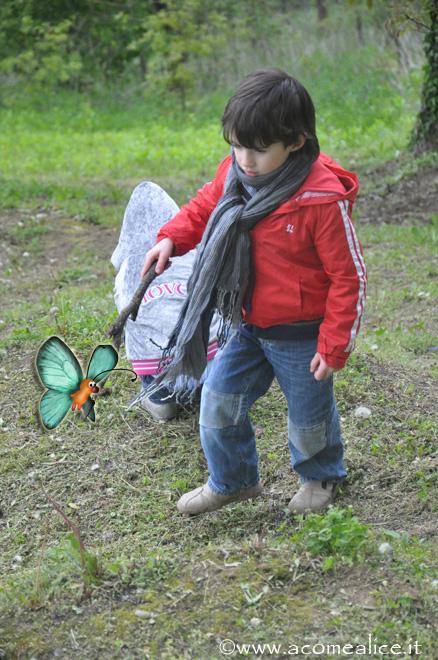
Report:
140,394,178,421
288,480,337,514
177,482,263,515
139,375,177,422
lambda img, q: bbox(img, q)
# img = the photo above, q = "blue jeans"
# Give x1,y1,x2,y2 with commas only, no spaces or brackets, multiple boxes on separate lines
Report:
199,324,346,495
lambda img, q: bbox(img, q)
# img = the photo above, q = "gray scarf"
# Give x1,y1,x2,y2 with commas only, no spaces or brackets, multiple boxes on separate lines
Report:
148,147,317,397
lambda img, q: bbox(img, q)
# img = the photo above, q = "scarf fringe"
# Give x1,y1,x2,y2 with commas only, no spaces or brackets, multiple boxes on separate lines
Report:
127,373,201,410
216,288,240,347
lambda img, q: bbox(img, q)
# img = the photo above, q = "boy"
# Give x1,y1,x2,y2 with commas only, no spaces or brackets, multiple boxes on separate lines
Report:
141,68,366,514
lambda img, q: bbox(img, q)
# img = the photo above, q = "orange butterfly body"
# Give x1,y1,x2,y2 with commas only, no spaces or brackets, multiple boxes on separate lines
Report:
70,378,99,411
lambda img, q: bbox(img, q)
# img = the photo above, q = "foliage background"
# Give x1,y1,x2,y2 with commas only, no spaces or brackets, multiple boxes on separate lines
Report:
0,0,429,220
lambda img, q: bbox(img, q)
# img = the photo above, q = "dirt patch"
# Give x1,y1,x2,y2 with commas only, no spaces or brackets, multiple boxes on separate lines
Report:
355,164,438,225
337,354,437,536
0,208,118,314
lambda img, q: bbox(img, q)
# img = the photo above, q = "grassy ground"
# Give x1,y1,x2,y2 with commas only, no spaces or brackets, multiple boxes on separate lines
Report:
0,46,437,659
1,150,437,660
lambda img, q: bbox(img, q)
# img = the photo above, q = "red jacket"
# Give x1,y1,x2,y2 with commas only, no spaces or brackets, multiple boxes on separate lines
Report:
157,152,366,369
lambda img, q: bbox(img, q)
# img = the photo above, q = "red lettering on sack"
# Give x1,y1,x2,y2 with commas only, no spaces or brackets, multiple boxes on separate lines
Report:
175,282,186,296
142,281,187,305
162,282,175,295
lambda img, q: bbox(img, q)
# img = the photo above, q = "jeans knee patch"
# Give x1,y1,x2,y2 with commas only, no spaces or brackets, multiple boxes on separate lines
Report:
200,385,246,429
288,418,327,458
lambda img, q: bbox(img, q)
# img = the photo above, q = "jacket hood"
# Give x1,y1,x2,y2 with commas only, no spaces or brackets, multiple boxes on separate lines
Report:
280,152,359,213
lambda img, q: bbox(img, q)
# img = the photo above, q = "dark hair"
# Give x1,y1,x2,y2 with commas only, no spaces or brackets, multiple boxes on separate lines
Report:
222,68,319,159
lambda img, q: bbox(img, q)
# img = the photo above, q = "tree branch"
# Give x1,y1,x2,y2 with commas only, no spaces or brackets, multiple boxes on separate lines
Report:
108,264,158,350
403,13,430,33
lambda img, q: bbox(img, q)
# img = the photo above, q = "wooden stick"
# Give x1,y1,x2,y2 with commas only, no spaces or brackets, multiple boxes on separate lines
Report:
108,264,158,350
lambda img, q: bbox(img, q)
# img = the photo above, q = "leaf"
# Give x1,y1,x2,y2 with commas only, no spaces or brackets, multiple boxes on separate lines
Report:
66,532,81,552
382,529,401,540
322,556,335,572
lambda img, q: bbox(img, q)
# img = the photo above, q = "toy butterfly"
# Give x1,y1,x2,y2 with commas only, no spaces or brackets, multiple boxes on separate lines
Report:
35,336,123,430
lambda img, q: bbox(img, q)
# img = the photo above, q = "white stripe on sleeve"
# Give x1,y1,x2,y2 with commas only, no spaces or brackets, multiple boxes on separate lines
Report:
337,200,367,352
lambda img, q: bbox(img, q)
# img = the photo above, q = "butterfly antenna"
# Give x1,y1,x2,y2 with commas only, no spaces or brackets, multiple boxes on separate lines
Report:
94,368,137,383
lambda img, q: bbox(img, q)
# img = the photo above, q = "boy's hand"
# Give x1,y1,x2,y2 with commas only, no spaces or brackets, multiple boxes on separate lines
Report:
310,352,335,381
141,238,175,278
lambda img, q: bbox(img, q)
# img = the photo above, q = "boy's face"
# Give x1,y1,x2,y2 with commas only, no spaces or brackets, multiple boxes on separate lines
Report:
231,137,305,177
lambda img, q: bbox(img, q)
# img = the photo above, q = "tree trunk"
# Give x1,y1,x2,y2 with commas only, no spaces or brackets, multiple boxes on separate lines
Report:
316,0,328,22
356,11,364,46
139,51,147,80
411,3,438,153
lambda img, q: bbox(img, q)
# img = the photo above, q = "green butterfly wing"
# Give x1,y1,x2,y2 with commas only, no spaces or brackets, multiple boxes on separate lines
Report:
39,390,72,430
87,345,118,382
36,336,83,393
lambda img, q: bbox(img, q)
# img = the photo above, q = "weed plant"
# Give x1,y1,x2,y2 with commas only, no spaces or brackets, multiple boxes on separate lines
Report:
291,506,371,572
1,533,100,610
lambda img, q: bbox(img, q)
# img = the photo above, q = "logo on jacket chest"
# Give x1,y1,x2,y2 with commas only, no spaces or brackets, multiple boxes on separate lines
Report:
286,223,295,234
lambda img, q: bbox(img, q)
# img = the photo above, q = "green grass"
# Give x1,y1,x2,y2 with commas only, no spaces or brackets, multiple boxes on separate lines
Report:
0,40,422,225
359,218,438,366
0,267,116,351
